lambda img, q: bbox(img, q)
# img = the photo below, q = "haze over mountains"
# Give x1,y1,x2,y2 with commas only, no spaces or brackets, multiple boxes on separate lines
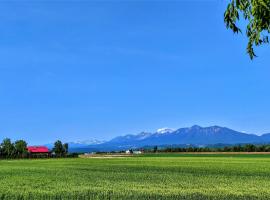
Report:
50,125,270,152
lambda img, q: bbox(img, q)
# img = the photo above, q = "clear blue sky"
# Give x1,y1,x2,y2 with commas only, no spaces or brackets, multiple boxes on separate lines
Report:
0,0,270,144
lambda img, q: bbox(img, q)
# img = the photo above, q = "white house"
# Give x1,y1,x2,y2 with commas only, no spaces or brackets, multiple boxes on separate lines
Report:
133,151,142,154
126,150,142,154
126,150,131,154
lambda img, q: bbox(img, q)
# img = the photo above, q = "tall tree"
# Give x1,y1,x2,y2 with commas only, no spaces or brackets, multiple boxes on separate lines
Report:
1,138,16,158
224,0,270,59
153,146,158,153
53,140,65,157
14,140,28,158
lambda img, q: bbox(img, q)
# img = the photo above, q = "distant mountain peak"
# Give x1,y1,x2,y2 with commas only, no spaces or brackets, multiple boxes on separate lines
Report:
190,125,202,129
209,126,223,132
64,125,270,153
138,131,151,136
156,128,175,134
137,132,153,139
72,139,105,145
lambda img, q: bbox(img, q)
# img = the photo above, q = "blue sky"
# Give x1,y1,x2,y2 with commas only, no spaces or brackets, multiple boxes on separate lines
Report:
0,0,270,144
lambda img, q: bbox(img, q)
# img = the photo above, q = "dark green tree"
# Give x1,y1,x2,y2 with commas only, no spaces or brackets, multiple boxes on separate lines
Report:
1,138,16,158
53,140,65,157
14,140,28,158
153,146,158,153
224,0,270,59
244,144,256,152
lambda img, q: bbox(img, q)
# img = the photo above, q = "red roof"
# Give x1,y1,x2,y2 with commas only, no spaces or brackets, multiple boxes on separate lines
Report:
27,146,49,153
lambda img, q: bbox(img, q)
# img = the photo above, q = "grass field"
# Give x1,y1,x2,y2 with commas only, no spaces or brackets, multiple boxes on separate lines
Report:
0,154,270,199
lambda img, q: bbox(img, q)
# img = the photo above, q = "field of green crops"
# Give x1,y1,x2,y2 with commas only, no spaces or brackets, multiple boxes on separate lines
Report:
0,154,270,199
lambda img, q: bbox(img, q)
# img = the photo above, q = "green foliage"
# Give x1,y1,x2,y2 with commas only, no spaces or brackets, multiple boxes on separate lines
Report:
0,156,269,199
0,138,16,158
53,140,64,157
148,144,270,153
14,140,28,158
53,140,68,157
224,0,270,59
0,138,28,159
0,138,70,159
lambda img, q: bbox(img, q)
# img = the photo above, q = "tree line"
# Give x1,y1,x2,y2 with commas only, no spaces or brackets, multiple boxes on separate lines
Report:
0,138,71,159
144,144,270,153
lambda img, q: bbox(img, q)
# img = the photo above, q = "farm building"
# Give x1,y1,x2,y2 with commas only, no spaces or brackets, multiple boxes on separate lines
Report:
125,150,132,154
27,146,50,158
125,150,142,154
133,151,142,154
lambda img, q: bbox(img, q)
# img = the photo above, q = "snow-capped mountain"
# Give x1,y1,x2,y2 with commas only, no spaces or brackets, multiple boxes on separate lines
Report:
156,128,175,134
45,139,105,149
78,125,270,152
72,139,105,145
68,139,105,148
52,125,270,152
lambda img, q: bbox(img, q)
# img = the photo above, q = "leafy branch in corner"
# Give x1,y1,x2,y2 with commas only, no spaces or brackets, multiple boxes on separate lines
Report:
224,0,270,59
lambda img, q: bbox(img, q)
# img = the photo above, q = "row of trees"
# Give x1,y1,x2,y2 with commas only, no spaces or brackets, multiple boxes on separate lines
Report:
0,138,69,159
0,139,28,158
144,144,270,153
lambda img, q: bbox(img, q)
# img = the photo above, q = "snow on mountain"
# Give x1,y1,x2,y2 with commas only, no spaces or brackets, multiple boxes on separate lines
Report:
83,125,268,152
137,132,153,139
72,139,105,145
48,125,270,153
68,139,105,148
45,139,105,149
156,128,175,134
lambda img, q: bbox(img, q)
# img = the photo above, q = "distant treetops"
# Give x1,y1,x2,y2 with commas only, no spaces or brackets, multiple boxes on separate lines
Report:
0,138,68,159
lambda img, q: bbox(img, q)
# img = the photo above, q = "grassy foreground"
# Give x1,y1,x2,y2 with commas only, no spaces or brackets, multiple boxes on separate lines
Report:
0,154,270,199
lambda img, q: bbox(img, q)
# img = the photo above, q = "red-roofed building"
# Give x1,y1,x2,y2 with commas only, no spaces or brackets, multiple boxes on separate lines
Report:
27,146,50,157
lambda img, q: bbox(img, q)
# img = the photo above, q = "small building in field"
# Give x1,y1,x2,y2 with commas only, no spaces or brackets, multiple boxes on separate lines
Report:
133,150,142,154
125,150,132,154
27,146,50,158
125,150,142,154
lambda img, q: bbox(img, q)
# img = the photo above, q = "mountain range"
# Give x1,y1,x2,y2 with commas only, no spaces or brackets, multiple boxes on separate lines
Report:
48,125,270,152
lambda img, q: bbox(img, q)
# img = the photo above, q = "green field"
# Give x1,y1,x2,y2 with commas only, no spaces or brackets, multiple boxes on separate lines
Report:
0,154,270,199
